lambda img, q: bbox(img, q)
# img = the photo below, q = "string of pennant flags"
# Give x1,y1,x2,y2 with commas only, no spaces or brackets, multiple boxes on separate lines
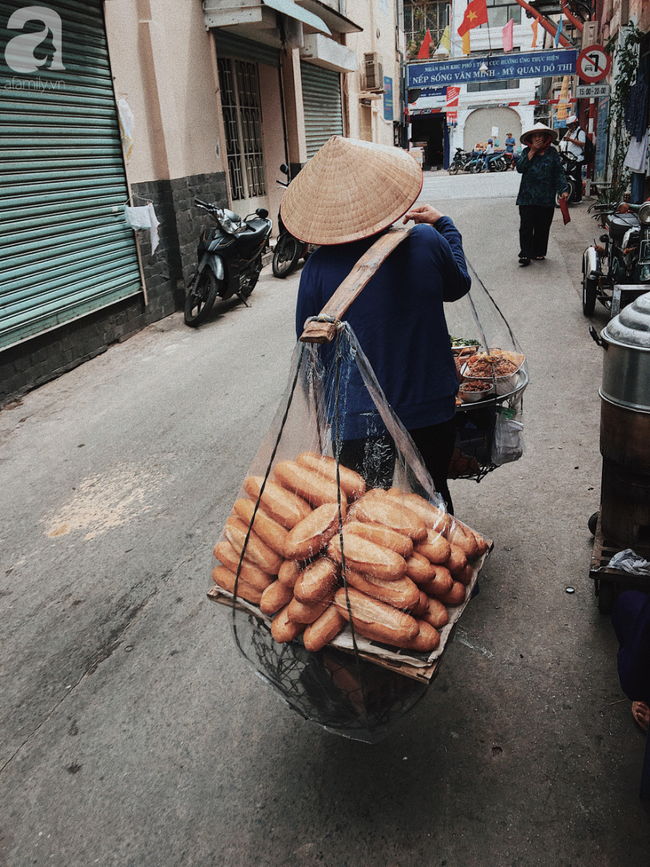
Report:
416,0,566,59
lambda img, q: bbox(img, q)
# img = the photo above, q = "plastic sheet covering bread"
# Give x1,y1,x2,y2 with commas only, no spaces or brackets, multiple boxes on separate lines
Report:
207,325,492,742
445,260,529,481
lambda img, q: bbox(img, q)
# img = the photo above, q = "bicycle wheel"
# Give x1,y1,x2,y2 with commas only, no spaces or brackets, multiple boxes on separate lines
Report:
184,270,220,327
272,234,301,278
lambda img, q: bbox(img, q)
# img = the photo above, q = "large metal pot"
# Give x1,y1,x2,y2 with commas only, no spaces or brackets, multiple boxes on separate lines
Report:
599,292,650,412
597,292,650,545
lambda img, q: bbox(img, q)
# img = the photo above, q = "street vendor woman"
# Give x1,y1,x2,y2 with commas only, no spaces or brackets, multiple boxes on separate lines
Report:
282,136,471,513
515,121,569,266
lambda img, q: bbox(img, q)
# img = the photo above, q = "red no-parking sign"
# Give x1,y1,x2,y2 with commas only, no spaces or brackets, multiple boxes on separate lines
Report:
577,45,611,83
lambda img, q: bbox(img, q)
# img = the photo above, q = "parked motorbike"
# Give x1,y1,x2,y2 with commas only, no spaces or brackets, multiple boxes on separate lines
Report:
558,151,582,204
184,199,272,327
272,164,314,278
447,148,474,175
582,200,650,316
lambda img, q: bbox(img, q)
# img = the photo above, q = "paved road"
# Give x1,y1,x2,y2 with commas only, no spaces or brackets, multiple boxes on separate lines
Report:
1,174,648,866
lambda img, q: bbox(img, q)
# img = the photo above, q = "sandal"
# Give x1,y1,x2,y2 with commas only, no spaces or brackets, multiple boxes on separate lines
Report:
632,701,649,733
534,256,545,260
518,257,531,266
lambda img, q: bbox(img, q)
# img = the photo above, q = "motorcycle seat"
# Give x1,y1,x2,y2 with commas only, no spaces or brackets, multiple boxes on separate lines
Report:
606,213,641,244
241,219,270,244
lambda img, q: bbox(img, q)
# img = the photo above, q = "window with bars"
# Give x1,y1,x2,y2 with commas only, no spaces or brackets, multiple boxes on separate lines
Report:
478,0,522,28
404,1,451,58
218,58,266,201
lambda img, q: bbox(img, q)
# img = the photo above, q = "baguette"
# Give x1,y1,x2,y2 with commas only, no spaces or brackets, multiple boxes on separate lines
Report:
277,558,302,588
224,516,283,575
472,531,489,557
287,596,330,625
334,587,419,646
271,605,305,643
273,460,348,510
303,605,346,652
343,569,420,611
414,530,451,565
327,530,407,581
232,498,289,556
447,520,480,559
421,564,454,598
405,551,436,584
437,581,467,606
447,545,468,575
259,580,294,616
455,563,475,587
411,589,431,618
344,520,414,557
243,475,312,529
421,596,450,629
352,492,427,541
389,490,453,535
283,502,342,560
403,620,441,653
295,452,366,501
293,557,340,604
212,565,263,605
213,540,274,592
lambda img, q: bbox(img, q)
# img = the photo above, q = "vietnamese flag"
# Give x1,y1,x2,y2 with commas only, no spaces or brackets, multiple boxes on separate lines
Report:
417,29,432,59
458,0,488,37
502,18,514,52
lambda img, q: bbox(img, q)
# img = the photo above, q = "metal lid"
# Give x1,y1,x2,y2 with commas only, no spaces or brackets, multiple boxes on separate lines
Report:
603,291,650,349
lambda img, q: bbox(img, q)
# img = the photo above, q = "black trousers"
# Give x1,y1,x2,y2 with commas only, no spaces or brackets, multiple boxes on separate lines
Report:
338,415,457,514
518,205,555,259
566,159,583,200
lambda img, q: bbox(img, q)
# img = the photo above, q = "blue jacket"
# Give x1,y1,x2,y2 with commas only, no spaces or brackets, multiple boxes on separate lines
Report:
295,219,471,438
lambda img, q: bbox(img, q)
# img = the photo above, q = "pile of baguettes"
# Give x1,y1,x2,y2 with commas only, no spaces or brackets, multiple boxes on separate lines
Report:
212,451,489,656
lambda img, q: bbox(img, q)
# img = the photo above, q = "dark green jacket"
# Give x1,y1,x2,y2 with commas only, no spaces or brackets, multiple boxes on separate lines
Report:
516,146,568,207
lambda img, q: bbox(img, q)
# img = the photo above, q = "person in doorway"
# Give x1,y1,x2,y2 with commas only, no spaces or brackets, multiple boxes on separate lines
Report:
505,132,516,154
483,138,495,171
284,136,471,513
560,114,586,202
515,122,569,266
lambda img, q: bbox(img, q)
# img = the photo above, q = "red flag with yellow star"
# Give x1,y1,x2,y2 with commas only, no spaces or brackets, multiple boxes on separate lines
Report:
458,0,488,37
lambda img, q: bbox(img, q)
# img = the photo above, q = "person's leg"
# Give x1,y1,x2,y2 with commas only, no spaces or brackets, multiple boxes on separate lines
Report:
532,206,555,258
571,161,583,201
408,416,457,514
518,206,535,261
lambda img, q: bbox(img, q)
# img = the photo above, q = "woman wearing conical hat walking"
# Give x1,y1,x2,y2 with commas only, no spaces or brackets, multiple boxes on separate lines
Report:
282,136,471,513
515,122,569,266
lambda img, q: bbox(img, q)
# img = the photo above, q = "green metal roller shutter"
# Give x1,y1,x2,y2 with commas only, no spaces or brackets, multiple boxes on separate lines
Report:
0,0,142,351
300,62,342,159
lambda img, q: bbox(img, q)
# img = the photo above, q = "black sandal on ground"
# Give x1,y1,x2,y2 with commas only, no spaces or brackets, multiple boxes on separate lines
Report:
518,257,531,266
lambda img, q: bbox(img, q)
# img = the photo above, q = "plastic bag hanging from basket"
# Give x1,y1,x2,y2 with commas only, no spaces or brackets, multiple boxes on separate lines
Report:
445,259,529,481
207,318,492,743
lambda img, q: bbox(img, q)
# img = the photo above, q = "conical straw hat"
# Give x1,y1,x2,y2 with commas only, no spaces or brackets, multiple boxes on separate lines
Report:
520,121,558,145
280,136,423,245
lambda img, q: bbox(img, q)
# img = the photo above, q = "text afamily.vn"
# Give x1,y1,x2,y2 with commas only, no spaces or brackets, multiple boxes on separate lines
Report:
3,76,66,92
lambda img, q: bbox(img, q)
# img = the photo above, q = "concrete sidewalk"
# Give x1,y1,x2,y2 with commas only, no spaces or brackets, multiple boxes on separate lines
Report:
1,186,649,867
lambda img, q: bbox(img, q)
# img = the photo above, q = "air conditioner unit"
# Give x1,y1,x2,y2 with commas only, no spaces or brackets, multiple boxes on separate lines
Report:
363,52,384,92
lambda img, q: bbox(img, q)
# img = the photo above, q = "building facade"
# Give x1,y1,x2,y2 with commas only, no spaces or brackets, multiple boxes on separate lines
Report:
0,0,404,406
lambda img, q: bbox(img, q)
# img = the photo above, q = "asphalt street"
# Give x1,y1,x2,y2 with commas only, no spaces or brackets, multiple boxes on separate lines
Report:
1,170,649,866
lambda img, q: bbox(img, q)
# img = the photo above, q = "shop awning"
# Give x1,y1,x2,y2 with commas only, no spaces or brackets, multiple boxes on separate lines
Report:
262,0,331,35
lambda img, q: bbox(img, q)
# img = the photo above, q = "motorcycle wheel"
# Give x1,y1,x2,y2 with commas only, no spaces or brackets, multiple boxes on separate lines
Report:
469,162,480,174
582,271,598,316
272,234,301,278
494,157,507,172
184,270,220,327
448,164,460,175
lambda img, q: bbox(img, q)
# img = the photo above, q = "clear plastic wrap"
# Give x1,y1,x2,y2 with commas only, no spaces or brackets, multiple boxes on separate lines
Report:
444,262,528,480
208,324,492,742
